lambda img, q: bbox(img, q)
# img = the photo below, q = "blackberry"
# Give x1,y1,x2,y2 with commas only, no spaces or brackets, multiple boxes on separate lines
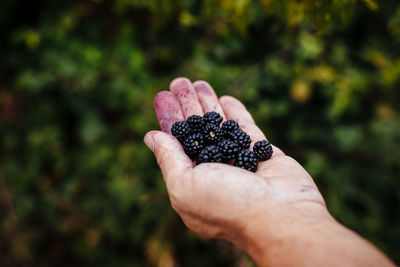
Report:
221,120,239,136
203,111,223,126
183,133,204,157
226,129,251,150
187,115,204,133
253,140,273,161
217,140,240,162
203,123,223,144
171,121,191,142
234,150,258,172
196,145,222,164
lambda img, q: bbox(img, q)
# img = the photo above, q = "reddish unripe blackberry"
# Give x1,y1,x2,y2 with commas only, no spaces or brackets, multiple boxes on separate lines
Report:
221,120,239,136
203,111,223,126
187,115,204,133
196,145,222,164
183,133,204,157
226,129,251,150
171,121,191,142
234,149,258,172
203,123,223,144
217,140,240,162
253,140,273,161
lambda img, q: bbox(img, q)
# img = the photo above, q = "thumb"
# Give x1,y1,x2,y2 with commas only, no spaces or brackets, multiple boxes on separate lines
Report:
144,131,193,184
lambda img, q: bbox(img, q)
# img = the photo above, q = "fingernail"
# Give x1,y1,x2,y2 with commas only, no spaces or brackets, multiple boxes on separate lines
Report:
144,134,155,152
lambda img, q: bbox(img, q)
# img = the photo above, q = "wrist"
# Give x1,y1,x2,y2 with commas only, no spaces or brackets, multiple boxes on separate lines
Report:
232,201,394,267
233,201,334,265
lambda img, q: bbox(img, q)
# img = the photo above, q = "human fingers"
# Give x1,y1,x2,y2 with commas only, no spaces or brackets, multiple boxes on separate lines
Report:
192,80,227,121
219,95,284,156
219,95,265,145
154,91,185,134
144,130,193,187
170,77,204,119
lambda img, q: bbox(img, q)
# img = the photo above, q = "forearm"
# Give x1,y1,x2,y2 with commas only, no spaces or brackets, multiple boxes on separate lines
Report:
235,203,394,267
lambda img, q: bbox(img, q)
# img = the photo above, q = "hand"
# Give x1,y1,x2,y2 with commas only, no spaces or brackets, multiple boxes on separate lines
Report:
144,78,329,244
144,78,394,266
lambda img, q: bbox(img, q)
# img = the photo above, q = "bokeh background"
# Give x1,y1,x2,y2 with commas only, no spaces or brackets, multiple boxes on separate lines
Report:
1,0,400,266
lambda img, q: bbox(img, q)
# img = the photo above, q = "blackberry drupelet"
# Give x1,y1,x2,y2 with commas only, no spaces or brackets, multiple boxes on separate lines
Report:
196,145,222,164
187,115,204,133
253,140,273,161
171,121,191,142
183,133,205,157
203,111,223,126
203,123,223,144
170,110,262,172
234,149,258,172
221,120,239,136
217,140,240,162
226,129,251,150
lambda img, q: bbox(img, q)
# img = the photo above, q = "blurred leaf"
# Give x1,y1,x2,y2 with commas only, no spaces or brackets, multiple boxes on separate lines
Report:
1,0,400,266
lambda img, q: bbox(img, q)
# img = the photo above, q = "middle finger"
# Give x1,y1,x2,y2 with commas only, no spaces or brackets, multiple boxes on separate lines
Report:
193,80,227,121
170,77,204,119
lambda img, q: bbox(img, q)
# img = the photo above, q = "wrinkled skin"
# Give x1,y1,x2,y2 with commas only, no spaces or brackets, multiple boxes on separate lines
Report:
144,78,328,245
144,78,395,267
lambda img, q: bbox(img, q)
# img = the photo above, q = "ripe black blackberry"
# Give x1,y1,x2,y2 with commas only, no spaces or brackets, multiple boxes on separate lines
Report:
253,140,273,161
203,123,223,144
187,115,204,133
234,150,258,172
221,120,239,136
183,133,204,157
217,140,240,162
226,129,251,150
196,145,222,164
203,111,223,126
171,121,191,142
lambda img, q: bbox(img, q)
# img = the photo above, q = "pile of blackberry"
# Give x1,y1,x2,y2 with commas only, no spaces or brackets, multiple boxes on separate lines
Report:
171,111,273,172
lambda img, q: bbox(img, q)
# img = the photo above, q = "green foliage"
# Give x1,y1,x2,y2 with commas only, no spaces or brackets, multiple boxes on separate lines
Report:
1,0,399,266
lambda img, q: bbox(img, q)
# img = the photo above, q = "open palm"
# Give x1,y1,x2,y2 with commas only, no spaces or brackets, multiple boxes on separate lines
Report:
144,78,328,244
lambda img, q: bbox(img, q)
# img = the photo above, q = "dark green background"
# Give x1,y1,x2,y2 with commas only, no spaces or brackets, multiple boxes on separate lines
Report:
1,0,399,266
